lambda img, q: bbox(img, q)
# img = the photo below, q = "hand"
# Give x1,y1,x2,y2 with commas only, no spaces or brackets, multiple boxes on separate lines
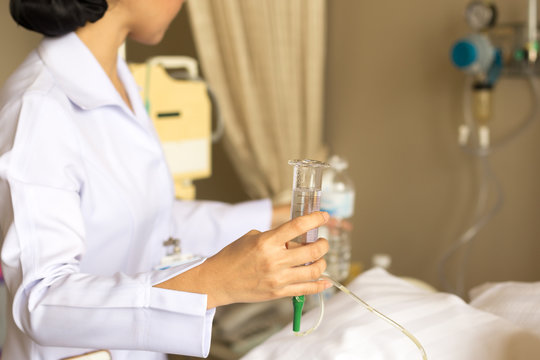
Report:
155,211,331,309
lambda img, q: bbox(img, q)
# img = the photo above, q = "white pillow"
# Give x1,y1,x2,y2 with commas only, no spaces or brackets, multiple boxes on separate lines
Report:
469,281,540,337
241,268,540,360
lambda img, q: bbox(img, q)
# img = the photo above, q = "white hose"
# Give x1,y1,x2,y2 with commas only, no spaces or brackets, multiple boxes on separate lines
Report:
438,155,503,296
439,70,540,296
296,274,428,360
293,292,325,337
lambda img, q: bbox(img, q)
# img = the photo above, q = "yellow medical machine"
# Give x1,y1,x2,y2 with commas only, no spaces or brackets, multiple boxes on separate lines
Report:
129,56,213,200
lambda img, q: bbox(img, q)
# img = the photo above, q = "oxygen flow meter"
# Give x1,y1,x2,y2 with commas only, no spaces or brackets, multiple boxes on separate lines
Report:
465,1,497,31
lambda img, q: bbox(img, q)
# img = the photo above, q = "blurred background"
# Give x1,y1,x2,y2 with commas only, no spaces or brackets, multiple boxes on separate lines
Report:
1,0,539,296
130,0,540,291
1,0,540,358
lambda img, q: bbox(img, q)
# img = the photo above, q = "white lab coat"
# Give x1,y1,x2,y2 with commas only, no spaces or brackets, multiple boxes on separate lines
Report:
0,33,272,359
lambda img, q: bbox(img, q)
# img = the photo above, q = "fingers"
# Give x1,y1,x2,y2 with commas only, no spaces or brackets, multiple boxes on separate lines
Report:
259,259,332,298
274,280,333,298
293,280,333,296
283,237,329,267
270,211,329,245
252,258,328,299
282,257,327,283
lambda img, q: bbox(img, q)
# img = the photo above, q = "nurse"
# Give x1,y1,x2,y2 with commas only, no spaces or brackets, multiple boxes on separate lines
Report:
0,0,330,359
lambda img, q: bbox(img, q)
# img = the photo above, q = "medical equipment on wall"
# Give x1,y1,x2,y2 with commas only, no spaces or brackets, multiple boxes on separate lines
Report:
129,56,224,200
442,0,540,296
287,160,427,359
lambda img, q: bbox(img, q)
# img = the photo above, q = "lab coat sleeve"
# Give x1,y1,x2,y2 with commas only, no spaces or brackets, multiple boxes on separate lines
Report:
2,93,214,357
172,198,273,257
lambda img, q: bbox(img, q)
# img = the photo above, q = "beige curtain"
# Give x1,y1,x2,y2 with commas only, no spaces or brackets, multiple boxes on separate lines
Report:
187,0,328,202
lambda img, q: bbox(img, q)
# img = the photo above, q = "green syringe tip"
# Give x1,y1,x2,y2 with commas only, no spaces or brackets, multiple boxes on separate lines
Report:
292,295,305,332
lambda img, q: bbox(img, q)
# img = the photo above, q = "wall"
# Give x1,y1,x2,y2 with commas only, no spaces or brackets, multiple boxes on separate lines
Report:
326,0,540,291
0,7,40,87
1,1,538,296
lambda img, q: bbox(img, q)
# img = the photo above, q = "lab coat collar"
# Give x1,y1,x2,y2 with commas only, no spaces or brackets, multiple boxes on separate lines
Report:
37,32,132,114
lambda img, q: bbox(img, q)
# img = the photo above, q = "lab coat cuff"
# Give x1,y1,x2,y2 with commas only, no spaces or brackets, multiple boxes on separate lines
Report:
146,288,215,357
146,257,216,357
149,257,206,286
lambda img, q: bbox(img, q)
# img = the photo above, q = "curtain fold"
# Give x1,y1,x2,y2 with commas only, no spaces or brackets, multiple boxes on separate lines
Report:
188,0,328,202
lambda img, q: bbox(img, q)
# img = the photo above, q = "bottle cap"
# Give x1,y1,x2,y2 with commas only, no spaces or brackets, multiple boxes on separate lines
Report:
328,155,349,171
372,254,392,269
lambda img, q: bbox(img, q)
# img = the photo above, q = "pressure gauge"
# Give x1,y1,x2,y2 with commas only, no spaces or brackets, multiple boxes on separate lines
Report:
465,1,497,31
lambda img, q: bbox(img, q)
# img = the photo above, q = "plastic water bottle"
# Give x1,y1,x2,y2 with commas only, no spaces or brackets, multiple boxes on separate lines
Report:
319,155,355,282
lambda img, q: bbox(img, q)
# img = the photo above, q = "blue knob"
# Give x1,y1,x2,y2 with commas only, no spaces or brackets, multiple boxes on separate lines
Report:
451,41,477,68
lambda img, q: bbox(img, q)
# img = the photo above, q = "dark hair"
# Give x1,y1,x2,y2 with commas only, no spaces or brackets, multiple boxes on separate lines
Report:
10,0,108,37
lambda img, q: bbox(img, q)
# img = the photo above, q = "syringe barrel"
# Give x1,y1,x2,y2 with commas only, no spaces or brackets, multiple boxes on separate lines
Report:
290,159,327,192
288,160,329,245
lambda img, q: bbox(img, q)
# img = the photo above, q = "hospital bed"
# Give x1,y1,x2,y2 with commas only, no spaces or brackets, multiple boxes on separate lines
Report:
234,268,540,360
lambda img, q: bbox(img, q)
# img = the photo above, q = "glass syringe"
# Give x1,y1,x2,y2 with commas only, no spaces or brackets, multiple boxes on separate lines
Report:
288,159,329,332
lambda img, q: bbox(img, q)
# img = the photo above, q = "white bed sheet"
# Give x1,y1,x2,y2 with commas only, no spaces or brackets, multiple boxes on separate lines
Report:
470,280,540,338
241,268,540,360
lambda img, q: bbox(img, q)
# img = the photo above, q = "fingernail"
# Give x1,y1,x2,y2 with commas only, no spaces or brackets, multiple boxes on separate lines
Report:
321,212,329,221
324,281,333,289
